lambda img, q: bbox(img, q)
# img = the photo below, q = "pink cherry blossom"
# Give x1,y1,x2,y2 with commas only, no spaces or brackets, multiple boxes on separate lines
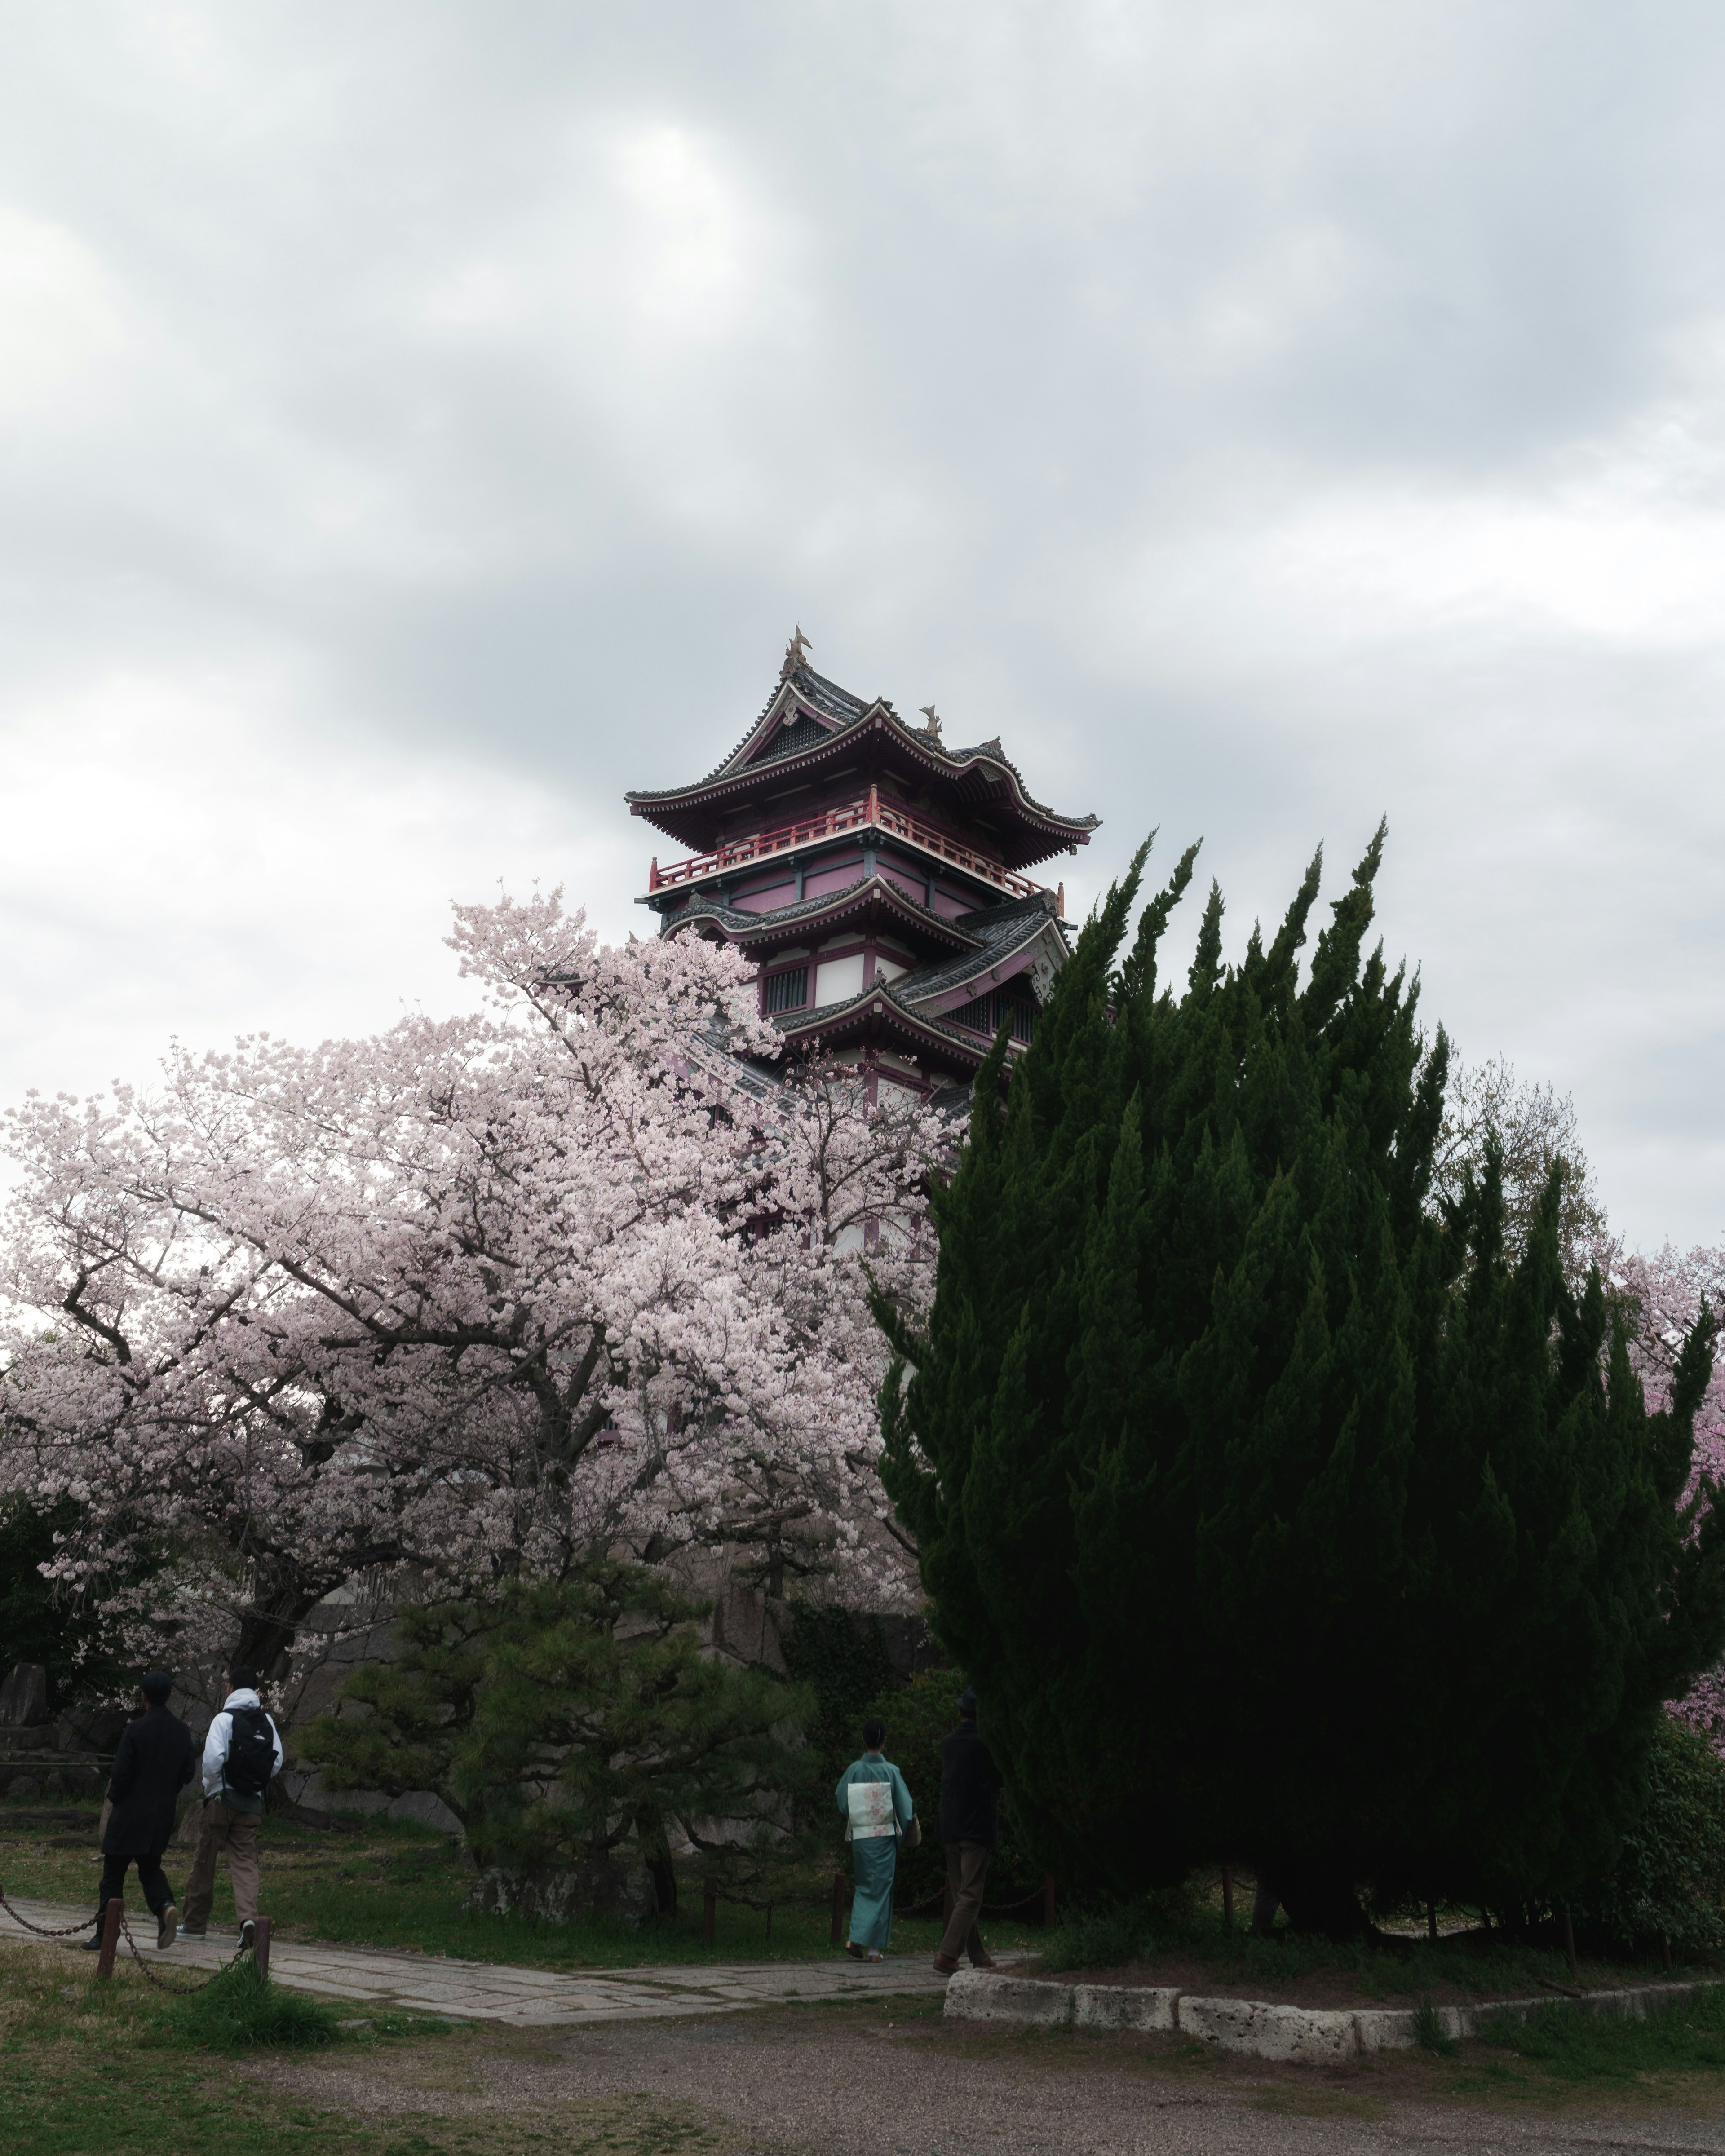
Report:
1603,1240,1725,1748
0,888,943,1680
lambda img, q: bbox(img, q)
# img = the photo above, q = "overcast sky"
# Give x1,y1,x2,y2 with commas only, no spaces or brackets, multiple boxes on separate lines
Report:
2,2,1723,1251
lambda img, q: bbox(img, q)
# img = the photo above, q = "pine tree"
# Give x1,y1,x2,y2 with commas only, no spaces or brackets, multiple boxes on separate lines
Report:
301,1565,817,1914
877,832,1725,1931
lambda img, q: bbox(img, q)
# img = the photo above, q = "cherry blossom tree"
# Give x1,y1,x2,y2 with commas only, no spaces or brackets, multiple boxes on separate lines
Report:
1609,1241,1725,1750
1434,1056,1725,1750
1433,1052,1606,1278
0,891,942,1684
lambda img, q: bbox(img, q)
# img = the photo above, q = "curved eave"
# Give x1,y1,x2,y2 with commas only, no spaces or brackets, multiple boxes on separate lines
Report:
897,917,1057,1018
628,706,1097,868
656,875,983,958
773,984,1026,1074
627,667,867,818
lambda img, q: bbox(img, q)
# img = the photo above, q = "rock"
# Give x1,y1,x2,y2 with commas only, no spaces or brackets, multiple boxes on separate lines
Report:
943,1971,1074,2025
469,1860,658,1930
1180,1997,1360,2064
0,1665,49,1728
7,1775,41,1800
1072,1982,1179,2032
54,1702,128,1752
385,1790,464,1835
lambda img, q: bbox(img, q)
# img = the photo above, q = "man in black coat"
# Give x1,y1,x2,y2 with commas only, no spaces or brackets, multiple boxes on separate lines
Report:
85,1670,196,1951
933,1687,1002,1976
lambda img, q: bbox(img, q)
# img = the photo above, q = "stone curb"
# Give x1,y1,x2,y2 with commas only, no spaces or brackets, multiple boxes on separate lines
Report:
943,1970,1712,2063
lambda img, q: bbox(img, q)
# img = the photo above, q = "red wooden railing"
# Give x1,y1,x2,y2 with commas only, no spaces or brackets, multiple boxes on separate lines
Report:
647,786,1060,911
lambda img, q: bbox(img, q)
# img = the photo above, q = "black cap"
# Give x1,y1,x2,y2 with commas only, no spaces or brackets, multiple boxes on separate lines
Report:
956,1687,978,1718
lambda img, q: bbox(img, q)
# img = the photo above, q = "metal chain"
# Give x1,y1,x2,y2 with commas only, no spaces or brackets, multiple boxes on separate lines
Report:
0,1878,252,1990
115,1908,250,1995
0,1884,100,1938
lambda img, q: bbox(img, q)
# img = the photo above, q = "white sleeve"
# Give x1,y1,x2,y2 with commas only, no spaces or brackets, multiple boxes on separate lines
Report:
201,1711,231,1795
269,1717,284,1777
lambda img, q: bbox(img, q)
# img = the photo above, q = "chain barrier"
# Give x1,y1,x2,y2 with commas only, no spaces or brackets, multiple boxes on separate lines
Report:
0,1878,253,1992
115,1909,251,1995
0,1883,98,1938
895,1882,1049,1921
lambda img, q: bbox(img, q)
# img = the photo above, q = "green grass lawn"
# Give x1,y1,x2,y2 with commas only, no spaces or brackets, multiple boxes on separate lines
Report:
0,1934,737,2156
0,1797,1043,1971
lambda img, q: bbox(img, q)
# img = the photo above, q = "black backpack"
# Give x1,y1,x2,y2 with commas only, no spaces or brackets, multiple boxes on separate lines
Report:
224,1706,275,1799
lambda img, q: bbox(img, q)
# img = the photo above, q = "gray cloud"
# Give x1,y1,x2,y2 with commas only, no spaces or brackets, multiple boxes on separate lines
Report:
3,1,1724,1247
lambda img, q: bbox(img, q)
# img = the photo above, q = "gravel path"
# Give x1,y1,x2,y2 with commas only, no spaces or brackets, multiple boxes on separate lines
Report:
254,1996,1725,2156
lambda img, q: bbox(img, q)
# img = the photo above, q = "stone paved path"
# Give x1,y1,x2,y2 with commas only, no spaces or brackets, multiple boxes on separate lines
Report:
1,1893,972,2025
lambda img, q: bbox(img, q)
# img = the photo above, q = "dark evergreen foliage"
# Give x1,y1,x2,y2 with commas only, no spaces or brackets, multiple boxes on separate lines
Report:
778,1603,897,1819
0,1496,131,1710
1575,1714,1725,1957
876,831,1725,1931
301,1564,817,1915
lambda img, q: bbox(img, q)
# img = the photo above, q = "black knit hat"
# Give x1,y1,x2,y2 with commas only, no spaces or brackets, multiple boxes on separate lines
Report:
956,1688,978,1718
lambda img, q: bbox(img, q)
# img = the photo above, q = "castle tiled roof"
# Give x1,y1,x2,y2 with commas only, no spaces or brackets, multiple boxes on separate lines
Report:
625,658,1098,868
657,873,984,955
763,890,1062,1069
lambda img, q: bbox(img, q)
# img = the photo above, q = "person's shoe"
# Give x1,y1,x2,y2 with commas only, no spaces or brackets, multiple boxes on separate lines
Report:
933,1953,961,1975
79,1930,105,1953
844,1942,866,1961
179,1923,206,1937
970,1951,999,1970
237,1918,256,1952
156,1905,178,1950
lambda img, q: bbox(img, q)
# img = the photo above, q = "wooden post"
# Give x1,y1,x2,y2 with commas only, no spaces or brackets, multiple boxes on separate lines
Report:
1041,1875,1056,1928
96,1897,121,1979
830,1869,846,1947
1221,1865,1233,1931
702,1877,716,1950
1663,1935,1673,1974
1562,1904,1579,1984
254,1916,272,1981
1427,1901,1438,1944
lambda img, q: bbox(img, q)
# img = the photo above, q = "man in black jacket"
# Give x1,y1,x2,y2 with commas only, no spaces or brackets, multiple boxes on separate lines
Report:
84,1671,195,1951
933,1688,1002,1976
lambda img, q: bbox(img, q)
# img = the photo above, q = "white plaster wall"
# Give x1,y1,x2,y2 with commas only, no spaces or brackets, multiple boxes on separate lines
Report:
815,953,866,1004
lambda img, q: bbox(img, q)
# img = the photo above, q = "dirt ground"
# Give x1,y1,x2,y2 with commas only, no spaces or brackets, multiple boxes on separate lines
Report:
248,1994,1725,2156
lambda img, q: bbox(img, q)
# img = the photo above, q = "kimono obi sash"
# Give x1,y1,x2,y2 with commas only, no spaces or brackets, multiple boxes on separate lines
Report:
847,1778,898,1839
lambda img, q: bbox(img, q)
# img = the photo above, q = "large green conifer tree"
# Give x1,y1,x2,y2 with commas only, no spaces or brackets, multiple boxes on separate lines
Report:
877,832,1725,1931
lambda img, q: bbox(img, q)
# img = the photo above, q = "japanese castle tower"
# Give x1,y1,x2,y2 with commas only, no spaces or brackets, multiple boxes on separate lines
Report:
627,634,1100,1099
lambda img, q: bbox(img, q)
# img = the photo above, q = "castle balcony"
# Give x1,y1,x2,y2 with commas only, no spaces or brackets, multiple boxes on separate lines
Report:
644,785,1062,914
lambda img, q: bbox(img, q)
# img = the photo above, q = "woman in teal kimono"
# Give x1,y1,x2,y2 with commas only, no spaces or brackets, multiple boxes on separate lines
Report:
835,1717,914,1960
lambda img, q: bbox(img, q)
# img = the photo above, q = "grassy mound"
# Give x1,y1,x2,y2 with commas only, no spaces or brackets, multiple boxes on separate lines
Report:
155,1958,344,2053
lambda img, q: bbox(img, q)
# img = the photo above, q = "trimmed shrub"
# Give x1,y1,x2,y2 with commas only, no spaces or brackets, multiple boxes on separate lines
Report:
1576,1713,1725,1957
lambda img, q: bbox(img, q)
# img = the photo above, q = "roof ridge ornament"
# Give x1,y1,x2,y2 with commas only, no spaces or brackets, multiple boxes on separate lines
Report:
779,624,812,679
918,703,942,740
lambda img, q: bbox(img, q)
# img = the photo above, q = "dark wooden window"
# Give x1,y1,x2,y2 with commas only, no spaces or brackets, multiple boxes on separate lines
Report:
950,990,1035,1042
765,967,809,1013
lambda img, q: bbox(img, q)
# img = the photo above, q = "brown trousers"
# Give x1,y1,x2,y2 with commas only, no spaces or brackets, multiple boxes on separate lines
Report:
182,1798,261,1928
939,1839,992,1963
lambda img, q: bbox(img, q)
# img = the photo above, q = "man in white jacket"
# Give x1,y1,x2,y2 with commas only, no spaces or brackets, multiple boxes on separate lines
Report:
181,1666,284,1947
